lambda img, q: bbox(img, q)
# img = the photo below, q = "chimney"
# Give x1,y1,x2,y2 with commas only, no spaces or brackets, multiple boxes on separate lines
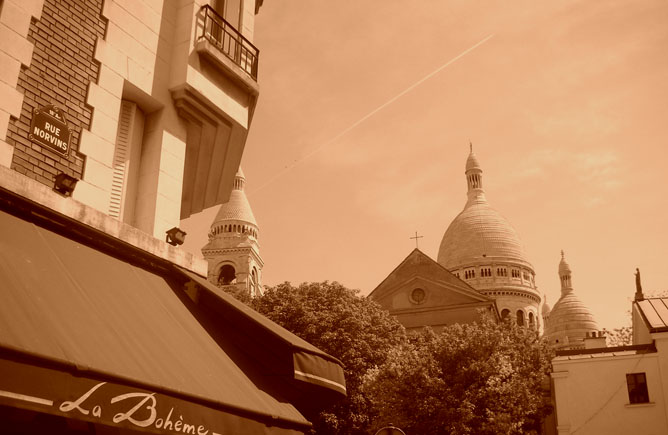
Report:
584,331,607,349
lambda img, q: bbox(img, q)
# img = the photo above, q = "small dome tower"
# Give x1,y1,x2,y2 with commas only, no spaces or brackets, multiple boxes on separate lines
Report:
545,251,598,350
541,295,551,327
201,168,264,297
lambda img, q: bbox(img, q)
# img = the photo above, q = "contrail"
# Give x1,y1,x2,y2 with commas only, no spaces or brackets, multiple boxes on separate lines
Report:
250,33,495,195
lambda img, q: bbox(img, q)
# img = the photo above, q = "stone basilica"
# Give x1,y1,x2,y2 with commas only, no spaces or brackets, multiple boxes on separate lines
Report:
370,146,598,343
202,152,600,348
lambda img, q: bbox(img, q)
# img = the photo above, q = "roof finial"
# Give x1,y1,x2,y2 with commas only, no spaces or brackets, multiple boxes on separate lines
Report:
469,140,473,152
635,268,644,301
561,249,564,259
410,231,423,249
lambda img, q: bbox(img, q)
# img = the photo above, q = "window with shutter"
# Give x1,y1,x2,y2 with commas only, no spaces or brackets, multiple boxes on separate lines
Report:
110,100,145,223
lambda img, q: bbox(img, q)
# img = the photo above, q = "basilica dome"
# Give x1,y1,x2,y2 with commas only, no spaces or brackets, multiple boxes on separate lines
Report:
437,148,531,270
437,200,530,269
435,146,542,331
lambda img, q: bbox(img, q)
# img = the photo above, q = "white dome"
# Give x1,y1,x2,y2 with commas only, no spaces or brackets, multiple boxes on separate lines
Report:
546,293,598,348
437,200,531,269
211,168,257,228
542,296,552,316
436,147,542,331
437,148,531,270
465,150,481,172
545,252,598,349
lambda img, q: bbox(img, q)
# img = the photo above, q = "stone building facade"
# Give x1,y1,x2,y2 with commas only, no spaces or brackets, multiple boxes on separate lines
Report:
1,0,261,244
0,2,348,434
5,0,104,185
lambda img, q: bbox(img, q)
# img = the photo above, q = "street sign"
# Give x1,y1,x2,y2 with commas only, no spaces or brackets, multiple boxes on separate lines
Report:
29,105,71,156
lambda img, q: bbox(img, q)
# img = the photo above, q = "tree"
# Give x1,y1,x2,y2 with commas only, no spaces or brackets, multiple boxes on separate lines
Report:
216,283,253,304
362,316,553,435
603,326,632,347
250,281,406,435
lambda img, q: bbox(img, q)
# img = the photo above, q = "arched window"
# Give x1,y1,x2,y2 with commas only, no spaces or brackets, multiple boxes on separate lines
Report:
529,312,535,329
517,310,525,326
218,264,236,285
501,309,510,320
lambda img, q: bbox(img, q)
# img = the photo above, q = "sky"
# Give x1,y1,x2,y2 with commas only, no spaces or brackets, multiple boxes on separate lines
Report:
181,0,668,331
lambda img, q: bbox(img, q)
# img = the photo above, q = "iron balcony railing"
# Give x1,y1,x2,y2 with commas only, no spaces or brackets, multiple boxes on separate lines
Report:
199,5,259,80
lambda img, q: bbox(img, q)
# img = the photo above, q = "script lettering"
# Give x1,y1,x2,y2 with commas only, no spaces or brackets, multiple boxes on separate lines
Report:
111,392,157,427
59,382,106,415
163,407,175,430
56,382,214,434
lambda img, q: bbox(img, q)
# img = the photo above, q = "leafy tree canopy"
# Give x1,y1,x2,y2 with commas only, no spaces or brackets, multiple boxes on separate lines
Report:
363,316,553,435
603,326,632,347
250,281,406,435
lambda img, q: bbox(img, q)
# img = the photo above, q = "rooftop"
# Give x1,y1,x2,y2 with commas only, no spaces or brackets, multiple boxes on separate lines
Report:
554,343,657,361
636,297,668,333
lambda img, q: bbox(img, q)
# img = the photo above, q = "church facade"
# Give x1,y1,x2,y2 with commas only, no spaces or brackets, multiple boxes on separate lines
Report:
368,248,499,331
371,147,544,332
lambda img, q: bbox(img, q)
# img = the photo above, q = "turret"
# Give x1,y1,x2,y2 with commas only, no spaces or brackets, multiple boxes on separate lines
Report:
201,168,264,297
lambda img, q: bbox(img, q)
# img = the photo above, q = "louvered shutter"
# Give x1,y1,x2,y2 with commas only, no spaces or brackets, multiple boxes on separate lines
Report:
109,101,144,222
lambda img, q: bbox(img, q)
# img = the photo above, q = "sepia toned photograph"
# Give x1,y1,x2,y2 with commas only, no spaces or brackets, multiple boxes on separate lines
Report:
0,1,666,434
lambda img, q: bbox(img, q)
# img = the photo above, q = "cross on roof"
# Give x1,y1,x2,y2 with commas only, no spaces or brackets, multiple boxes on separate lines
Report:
410,231,423,249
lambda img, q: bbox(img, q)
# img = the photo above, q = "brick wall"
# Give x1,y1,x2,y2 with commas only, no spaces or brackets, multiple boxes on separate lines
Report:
6,0,107,187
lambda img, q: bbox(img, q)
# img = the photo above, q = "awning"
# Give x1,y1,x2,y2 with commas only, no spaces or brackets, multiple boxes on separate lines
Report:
0,207,330,434
177,269,347,398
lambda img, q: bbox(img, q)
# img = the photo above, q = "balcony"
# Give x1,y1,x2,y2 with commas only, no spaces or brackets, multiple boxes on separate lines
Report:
171,5,261,219
198,5,259,82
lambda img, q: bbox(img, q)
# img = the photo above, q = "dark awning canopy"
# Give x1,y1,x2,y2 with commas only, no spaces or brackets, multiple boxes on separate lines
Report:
0,201,344,434
177,269,347,400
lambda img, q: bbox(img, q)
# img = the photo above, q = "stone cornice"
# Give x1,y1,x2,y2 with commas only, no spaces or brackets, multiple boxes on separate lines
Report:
0,166,207,276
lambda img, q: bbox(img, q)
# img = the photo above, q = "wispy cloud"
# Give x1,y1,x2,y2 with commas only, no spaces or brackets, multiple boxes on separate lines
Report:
574,150,622,189
511,147,623,207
